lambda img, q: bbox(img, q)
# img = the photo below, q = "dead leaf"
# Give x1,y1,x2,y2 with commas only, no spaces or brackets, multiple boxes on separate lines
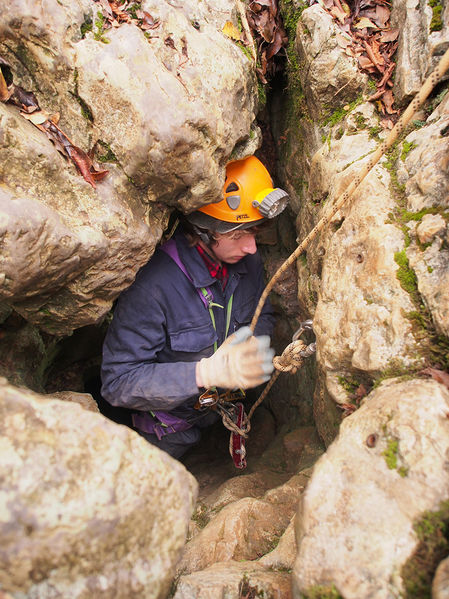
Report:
358,54,375,69
330,5,348,24
379,28,399,42
222,21,241,41
354,383,369,401
336,33,352,49
374,4,390,28
383,89,397,113
265,28,285,59
420,367,449,390
250,0,277,17
21,110,50,125
0,68,11,101
353,16,377,29
9,85,40,112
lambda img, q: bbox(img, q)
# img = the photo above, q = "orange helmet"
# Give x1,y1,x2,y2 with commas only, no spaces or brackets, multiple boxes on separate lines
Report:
187,156,289,234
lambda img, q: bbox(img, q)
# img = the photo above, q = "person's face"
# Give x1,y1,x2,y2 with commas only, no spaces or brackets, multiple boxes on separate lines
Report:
209,227,258,263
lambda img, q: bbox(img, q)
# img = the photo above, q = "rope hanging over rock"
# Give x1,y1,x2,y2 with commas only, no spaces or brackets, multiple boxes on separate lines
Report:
249,46,449,336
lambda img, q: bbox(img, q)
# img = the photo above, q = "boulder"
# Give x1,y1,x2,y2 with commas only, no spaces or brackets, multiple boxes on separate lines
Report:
433,556,449,599
293,377,449,599
295,5,370,119
173,561,292,599
0,378,197,599
0,0,260,333
391,0,449,103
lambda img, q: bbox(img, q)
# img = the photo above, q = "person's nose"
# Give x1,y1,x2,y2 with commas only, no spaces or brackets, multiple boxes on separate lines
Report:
240,234,257,255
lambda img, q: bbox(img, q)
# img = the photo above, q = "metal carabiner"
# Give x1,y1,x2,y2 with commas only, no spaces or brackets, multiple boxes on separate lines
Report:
292,319,314,342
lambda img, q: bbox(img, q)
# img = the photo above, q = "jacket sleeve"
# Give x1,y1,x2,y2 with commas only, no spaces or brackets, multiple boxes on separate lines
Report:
100,277,200,412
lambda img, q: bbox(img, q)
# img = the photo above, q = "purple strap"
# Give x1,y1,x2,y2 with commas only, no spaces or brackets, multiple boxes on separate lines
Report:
132,411,193,440
161,238,212,309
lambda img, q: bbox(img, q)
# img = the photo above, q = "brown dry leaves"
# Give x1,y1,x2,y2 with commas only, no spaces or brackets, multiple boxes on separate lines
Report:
246,0,288,83
420,367,449,390
95,0,160,33
0,57,108,189
312,0,399,124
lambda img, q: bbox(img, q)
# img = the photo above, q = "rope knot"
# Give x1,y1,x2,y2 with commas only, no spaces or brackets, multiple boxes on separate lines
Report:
273,339,306,374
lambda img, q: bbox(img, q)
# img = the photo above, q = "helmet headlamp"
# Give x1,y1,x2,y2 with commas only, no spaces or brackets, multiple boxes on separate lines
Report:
252,188,290,219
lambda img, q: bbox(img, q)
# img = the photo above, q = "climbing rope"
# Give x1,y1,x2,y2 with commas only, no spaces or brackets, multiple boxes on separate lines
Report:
249,46,449,335
238,46,449,430
219,47,449,462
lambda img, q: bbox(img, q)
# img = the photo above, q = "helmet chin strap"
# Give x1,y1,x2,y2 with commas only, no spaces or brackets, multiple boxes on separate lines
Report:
192,224,213,245
193,227,223,264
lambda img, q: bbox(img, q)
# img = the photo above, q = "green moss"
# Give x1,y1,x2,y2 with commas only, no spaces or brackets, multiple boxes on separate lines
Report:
338,375,360,395
428,0,443,31
372,359,415,389
258,81,267,108
80,15,93,37
302,585,343,599
367,78,377,92
97,140,118,163
321,96,363,128
394,250,419,303
427,266,434,273
385,144,406,198
71,68,93,122
126,1,142,20
280,0,310,124
401,141,417,161
355,113,367,129
400,207,449,222
402,500,449,598
383,438,398,469
191,502,210,529
368,125,382,141
406,311,449,370
237,41,254,61
94,11,110,43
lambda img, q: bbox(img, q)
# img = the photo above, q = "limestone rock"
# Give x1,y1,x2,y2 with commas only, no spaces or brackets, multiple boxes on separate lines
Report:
391,0,449,103
259,516,297,571
396,103,449,337
0,105,161,335
178,471,308,574
416,214,447,244
408,239,449,337
311,130,421,397
0,0,259,332
0,378,197,599
293,377,449,599
398,105,449,212
174,561,292,599
433,556,449,599
295,5,370,119
50,390,100,412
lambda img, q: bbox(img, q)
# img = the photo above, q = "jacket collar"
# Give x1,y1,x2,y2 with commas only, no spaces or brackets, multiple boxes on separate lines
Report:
174,230,248,288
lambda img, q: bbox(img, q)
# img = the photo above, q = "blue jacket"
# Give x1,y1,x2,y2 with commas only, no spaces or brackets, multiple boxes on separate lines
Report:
101,230,275,413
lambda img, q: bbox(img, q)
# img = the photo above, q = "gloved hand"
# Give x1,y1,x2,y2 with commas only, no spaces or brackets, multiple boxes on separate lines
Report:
196,326,275,390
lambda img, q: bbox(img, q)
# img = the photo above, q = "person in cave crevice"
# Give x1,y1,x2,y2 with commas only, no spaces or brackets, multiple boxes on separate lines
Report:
100,155,289,459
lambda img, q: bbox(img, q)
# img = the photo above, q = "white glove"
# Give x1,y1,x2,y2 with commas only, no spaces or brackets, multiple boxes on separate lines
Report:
196,326,275,390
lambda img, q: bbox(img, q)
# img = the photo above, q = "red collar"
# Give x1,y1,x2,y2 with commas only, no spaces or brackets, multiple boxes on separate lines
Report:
195,244,229,289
